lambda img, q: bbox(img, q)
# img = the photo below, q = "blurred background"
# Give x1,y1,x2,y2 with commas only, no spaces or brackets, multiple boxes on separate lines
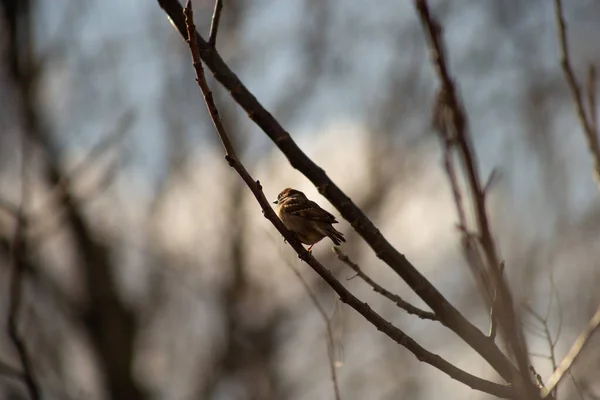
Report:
1,0,600,399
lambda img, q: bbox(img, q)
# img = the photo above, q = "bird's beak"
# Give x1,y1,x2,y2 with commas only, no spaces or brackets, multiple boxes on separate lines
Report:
272,200,278,204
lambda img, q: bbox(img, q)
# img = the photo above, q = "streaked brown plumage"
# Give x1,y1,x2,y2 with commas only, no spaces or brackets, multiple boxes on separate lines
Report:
273,188,345,251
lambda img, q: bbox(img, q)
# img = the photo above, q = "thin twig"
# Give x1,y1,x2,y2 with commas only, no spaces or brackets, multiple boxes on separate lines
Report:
182,3,514,397
333,247,438,321
157,0,519,381
488,262,505,340
434,86,502,339
588,66,597,136
550,277,563,349
567,370,586,400
208,0,223,47
7,135,41,400
542,303,600,397
523,303,559,399
553,0,600,183
284,259,341,400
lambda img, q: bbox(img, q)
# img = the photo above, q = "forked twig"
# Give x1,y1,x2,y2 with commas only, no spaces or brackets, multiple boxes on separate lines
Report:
553,0,600,183
334,248,438,321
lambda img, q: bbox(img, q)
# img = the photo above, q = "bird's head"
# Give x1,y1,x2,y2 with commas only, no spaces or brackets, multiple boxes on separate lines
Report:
273,188,306,204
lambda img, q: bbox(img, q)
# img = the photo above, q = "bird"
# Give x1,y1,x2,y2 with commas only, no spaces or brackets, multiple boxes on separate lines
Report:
273,188,345,251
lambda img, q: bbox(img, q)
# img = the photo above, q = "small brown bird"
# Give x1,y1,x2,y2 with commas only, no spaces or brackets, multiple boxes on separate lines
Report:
273,188,345,251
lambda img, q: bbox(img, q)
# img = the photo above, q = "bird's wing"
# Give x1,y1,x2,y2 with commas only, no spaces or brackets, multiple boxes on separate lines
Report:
286,201,338,224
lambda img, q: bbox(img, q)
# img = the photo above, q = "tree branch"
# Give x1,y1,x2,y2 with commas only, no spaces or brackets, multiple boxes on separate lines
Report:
334,247,438,321
156,0,518,382
181,2,515,397
553,0,600,184
7,136,41,400
208,0,222,47
414,2,537,397
283,258,341,400
542,303,600,397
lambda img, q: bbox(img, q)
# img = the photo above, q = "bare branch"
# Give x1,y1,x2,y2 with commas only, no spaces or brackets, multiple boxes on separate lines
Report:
208,0,223,47
283,259,341,400
334,247,438,321
181,3,514,397
488,262,505,341
553,0,600,184
566,370,586,400
542,303,600,397
7,136,41,400
157,0,519,382
434,86,503,338
587,66,597,136
523,303,559,398
414,2,535,396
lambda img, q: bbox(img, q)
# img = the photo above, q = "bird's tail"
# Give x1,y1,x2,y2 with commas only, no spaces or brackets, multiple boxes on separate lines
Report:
327,226,346,246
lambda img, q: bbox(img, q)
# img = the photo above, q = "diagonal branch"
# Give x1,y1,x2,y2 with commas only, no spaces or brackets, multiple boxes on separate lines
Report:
541,303,600,397
334,247,438,321
157,0,518,382
182,2,514,398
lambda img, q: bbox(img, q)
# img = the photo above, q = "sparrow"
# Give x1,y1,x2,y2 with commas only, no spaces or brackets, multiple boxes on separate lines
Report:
273,188,345,251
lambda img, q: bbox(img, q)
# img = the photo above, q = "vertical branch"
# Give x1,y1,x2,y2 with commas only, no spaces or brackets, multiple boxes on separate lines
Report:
433,89,499,338
7,135,41,400
208,0,223,47
587,66,597,137
414,1,536,397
